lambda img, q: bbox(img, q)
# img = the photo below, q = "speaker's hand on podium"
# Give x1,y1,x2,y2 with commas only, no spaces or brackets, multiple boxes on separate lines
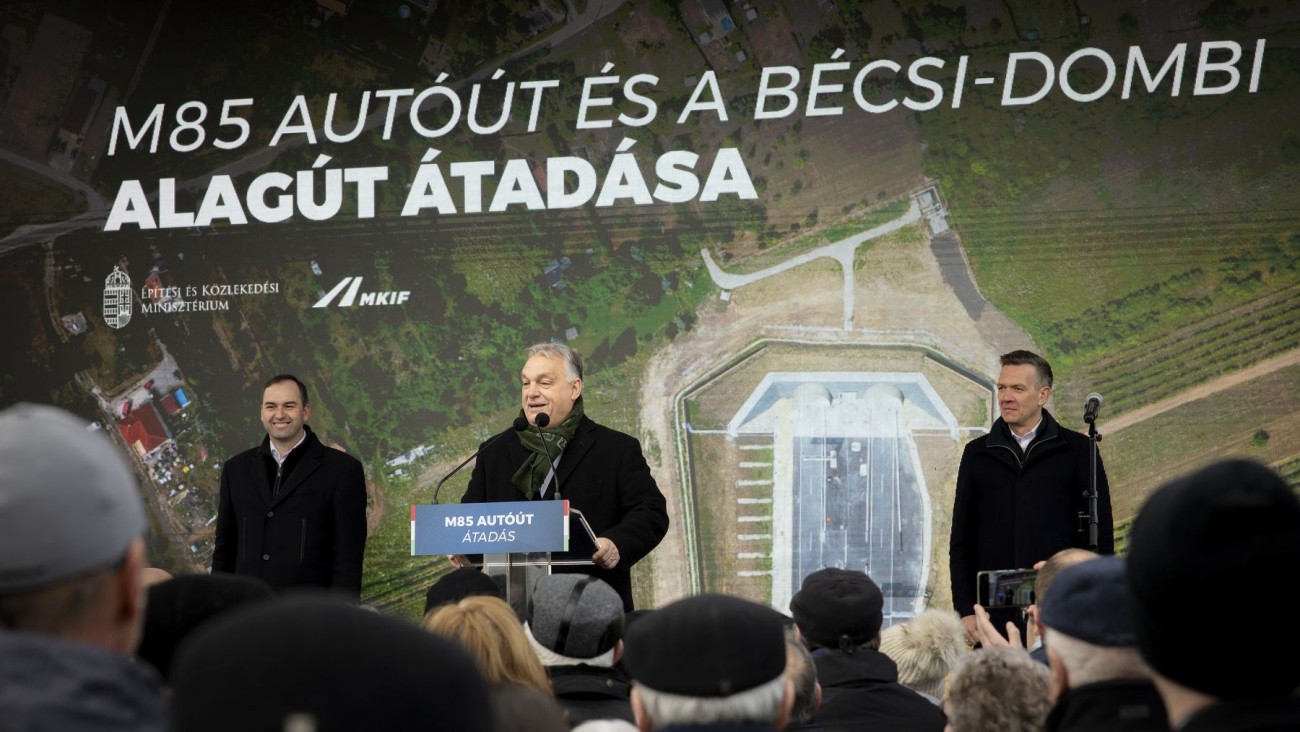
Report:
446,554,470,569
592,537,620,569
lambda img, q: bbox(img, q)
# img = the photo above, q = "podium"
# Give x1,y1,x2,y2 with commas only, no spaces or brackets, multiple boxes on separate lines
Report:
411,500,599,611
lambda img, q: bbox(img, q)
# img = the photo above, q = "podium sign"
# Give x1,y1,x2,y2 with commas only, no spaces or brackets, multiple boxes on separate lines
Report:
410,500,569,556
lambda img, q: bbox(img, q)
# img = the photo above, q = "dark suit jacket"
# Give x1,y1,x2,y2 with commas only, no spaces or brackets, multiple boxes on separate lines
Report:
949,408,1114,617
460,416,669,610
212,426,367,597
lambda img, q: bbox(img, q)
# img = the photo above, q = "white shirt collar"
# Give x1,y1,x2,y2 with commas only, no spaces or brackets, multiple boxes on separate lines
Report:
1011,416,1042,452
270,430,307,466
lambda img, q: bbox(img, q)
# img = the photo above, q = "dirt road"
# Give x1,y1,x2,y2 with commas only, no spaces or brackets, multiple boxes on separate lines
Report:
1102,347,1300,435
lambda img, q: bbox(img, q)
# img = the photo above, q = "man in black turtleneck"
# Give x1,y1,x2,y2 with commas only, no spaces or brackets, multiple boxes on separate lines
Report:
212,374,367,598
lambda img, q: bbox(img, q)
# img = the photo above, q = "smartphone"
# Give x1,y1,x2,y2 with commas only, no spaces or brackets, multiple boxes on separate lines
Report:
976,568,1037,609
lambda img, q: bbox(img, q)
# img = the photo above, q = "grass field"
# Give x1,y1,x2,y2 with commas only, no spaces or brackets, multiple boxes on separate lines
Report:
921,46,1300,418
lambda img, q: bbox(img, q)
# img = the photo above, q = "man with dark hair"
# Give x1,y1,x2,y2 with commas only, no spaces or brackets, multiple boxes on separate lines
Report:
1126,459,1300,731
212,373,367,597
789,568,946,732
452,343,669,611
950,350,1113,643
0,404,167,731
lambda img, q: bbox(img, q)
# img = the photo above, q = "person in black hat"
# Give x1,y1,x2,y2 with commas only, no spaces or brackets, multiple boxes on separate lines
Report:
137,573,274,683
789,568,945,732
622,593,793,730
527,574,635,727
424,567,505,616
1126,459,1300,732
171,594,492,732
1037,556,1168,732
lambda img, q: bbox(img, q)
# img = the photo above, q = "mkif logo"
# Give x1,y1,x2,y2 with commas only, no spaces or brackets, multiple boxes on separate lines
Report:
103,266,132,329
312,276,411,308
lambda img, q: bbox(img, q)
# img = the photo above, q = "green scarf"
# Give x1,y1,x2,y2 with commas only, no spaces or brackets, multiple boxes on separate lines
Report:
512,397,585,499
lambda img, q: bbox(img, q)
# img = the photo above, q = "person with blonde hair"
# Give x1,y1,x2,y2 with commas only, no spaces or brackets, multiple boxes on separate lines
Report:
943,647,1050,732
423,594,553,698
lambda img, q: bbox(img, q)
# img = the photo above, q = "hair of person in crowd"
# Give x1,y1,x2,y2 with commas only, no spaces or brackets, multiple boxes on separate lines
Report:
943,647,1051,732
264,373,310,404
571,720,639,732
488,683,569,732
1033,547,1097,610
423,594,554,698
878,609,966,701
141,568,174,587
784,630,821,726
526,342,584,381
999,350,1053,389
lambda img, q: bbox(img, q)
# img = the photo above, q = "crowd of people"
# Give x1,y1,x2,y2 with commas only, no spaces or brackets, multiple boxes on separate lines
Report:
2,401,1299,732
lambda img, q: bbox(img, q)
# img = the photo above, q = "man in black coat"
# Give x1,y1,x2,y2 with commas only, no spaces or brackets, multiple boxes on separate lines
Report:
790,569,946,732
949,350,1113,642
212,374,367,598
451,344,668,611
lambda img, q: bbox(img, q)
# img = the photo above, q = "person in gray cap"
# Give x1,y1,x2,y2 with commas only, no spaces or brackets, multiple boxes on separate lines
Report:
0,403,167,731
622,593,793,731
1037,556,1168,732
789,568,945,732
1125,459,1300,732
526,574,635,727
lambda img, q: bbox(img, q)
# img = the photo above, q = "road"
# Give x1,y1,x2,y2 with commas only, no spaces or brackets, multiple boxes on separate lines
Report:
702,198,922,330
1102,347,1300,434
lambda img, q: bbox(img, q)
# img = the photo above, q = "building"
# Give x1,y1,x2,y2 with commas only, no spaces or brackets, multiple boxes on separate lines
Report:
117,401,172,458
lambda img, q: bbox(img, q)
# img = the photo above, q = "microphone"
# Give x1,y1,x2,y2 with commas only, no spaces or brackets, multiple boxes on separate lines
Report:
534,413,561,500
432,416,528,504
1083,393,1104,424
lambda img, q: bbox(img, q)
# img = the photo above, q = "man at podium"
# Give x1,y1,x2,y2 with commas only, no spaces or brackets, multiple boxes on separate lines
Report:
450,343,669,610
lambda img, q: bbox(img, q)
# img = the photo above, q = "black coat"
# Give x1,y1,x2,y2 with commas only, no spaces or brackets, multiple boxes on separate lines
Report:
461,416,669,610
948,409,1113,617
1179,697,1300,732
813,648,947,732
547,665,635,727
1045,679,1169,732
212,426,367,597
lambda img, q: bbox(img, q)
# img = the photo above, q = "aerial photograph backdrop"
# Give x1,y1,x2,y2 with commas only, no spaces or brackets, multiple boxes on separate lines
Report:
1,0,1296,619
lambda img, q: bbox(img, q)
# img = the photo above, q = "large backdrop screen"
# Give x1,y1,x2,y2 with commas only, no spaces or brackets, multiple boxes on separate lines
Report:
1,0,1296,619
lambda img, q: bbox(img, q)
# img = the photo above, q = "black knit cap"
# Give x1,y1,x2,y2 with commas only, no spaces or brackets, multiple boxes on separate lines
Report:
1127,459,1300,700
424,567,504,615
623,593,786,697
171,594,492,731
789,568,884,650
137,573,274,681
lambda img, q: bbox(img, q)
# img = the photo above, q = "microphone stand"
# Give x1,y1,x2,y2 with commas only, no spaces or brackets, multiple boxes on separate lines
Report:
1084,420,1101,551
534,413,561,501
